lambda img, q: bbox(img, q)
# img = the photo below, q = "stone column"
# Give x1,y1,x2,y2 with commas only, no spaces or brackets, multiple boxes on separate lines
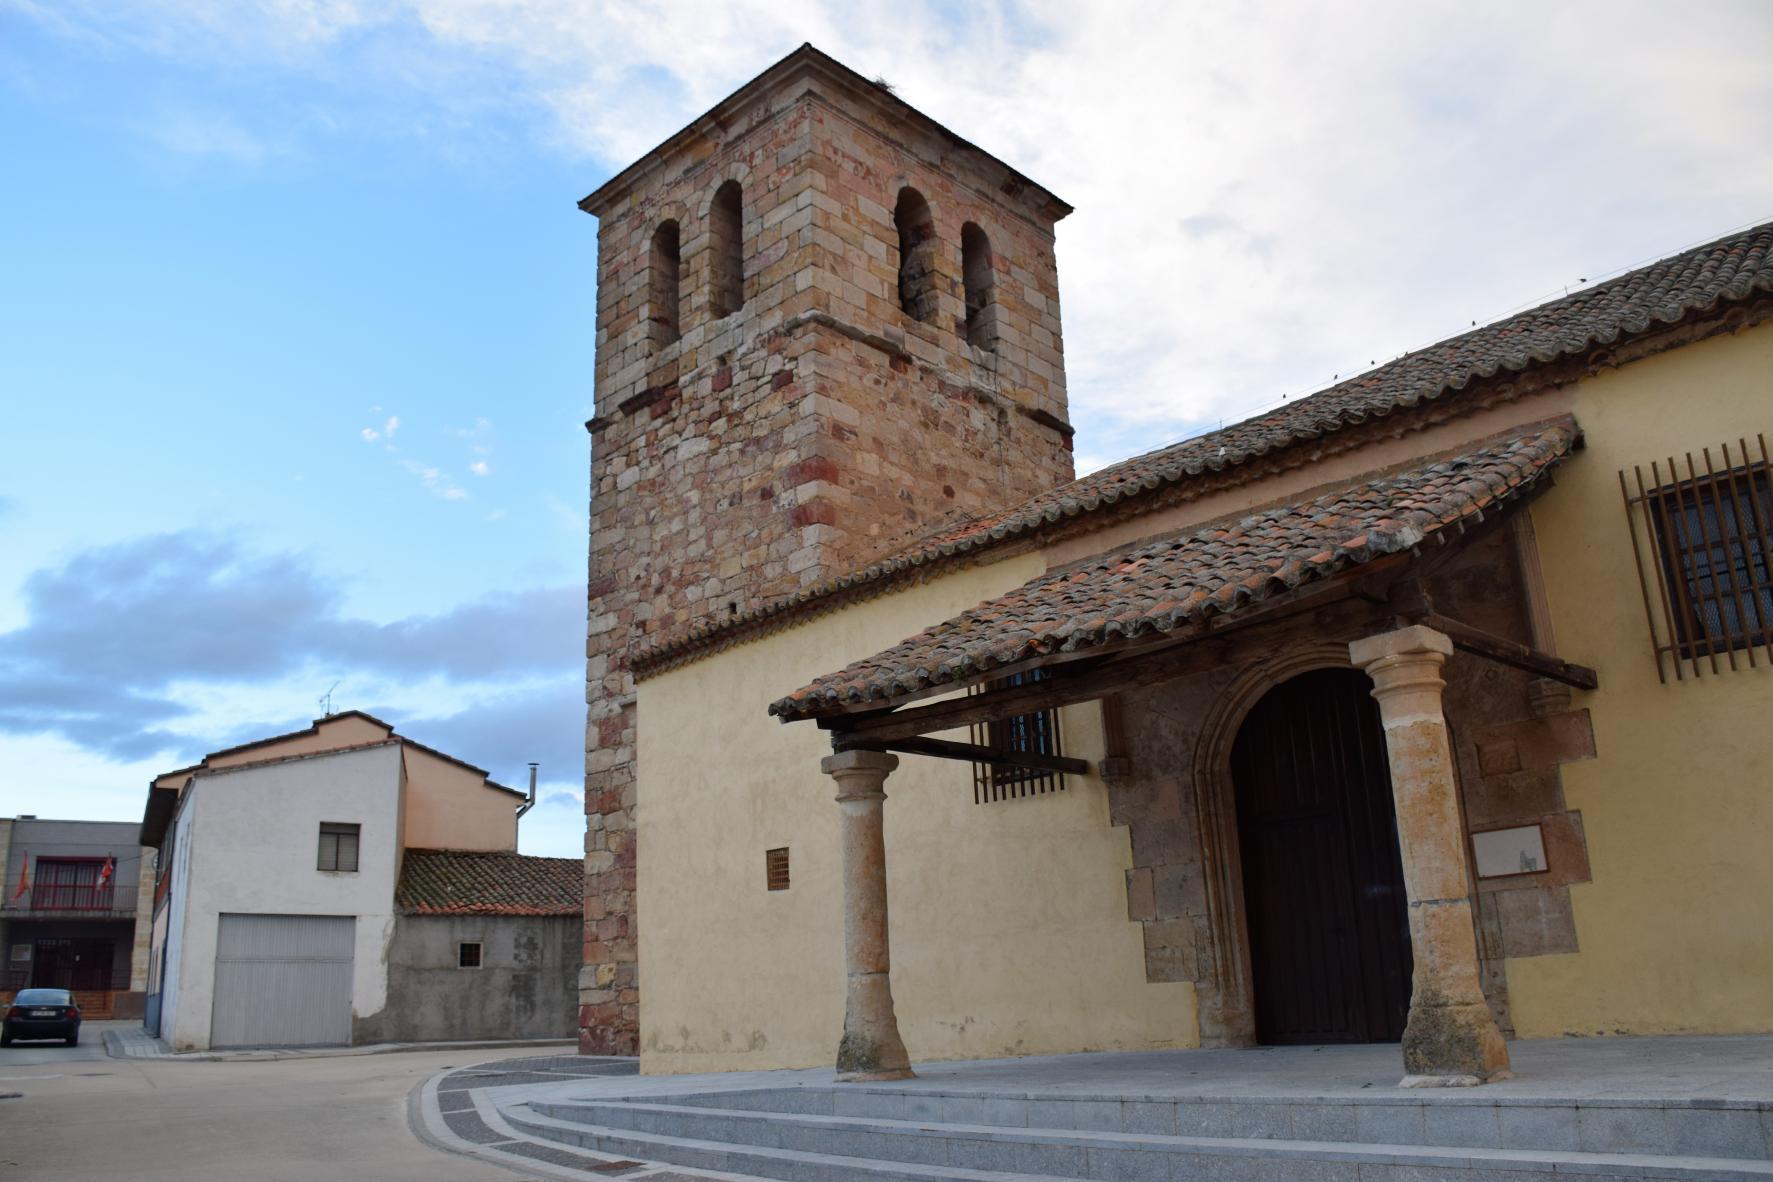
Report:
1348,625,1512,1087
822,749,914,1082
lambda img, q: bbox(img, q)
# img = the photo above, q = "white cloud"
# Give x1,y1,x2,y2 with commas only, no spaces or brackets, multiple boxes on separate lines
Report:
144,108,269,162
383,414,400,437
360,426,379,442
20,0,376,59
400,458,468,501
16,1,1773,468
468,459,490,476
0,732,171,824
408,1,1773,463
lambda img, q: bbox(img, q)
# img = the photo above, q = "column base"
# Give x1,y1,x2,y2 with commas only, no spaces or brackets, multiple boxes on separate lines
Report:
1399,1072,1512,1089
836,973,913,1082
1400,995,1512,1086
836,1066,917,1083
835,1028,915,1082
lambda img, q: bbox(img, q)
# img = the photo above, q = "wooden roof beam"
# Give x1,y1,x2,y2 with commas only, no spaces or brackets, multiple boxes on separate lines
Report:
833,734,1091,776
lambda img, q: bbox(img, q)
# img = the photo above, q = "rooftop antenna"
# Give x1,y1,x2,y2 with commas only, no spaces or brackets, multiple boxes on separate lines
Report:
516,763,539,823
319,680,341,717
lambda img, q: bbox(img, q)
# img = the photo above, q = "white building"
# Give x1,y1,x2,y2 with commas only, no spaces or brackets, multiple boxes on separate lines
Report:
141,712,579,1051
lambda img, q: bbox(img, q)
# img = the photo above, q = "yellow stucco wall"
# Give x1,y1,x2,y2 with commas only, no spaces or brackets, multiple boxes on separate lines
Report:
637,555,1196,1074
1513,321,1773,1037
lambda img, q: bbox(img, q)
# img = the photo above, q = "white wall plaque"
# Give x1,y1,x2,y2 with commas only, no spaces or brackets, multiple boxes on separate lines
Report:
10,944,31,964
1472,824,1548,878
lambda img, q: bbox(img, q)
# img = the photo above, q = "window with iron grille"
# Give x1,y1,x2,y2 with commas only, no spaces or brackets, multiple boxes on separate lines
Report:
969,669,1066,804
1620,434,1773,681
457,941,483,969
317,822,360,872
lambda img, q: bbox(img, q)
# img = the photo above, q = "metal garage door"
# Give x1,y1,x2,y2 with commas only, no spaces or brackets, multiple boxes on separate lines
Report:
211,914,354,1048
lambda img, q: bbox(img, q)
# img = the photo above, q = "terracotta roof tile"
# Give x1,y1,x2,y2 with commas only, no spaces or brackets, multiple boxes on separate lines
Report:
770,421,1577,720
395,848,582,917
638,221,1771,678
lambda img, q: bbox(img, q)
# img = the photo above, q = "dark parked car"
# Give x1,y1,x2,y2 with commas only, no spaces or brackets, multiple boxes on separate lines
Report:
2,988,81,1046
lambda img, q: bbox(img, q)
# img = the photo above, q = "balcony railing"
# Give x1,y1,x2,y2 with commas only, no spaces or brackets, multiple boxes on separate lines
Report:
2,968,131,994
28,883,117,912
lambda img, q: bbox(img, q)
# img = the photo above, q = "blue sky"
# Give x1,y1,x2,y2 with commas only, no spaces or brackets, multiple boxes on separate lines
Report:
1,1,1769,856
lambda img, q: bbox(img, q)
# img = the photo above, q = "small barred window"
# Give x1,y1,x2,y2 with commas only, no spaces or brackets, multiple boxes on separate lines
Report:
969,669,1066,804
1620,433,1772,681
765,847,790,891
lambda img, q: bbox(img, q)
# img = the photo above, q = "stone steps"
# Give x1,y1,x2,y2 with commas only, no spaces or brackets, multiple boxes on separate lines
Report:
507,1091,1773,1181
653,1085,1773,1160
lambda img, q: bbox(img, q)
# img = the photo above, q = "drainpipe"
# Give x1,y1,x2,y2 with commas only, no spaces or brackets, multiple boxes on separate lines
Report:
516,763,538,823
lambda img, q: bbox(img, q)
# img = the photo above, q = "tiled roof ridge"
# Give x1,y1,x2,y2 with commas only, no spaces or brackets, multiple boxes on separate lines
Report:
396,847,583,917
401,846,578,862
769,420,1578,720
635,219,1772,680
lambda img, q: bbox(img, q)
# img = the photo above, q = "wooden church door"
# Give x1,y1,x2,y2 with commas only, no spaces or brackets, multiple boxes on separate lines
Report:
1230,667,1414,1044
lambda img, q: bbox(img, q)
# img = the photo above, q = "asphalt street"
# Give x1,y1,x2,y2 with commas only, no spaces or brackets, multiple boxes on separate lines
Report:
0,1022,535,1181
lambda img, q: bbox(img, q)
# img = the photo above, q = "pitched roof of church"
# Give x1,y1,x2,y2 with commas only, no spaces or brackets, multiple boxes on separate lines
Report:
635,219,1772,680
396,848,583,917
771,420,1577,719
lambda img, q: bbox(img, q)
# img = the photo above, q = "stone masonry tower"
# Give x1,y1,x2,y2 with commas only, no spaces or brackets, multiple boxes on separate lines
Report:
576,45,1074,1054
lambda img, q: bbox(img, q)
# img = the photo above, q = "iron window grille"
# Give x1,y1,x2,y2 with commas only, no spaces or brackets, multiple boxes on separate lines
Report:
1619,434,1773,681
316,822,361,873
457,942,483,969
30,858,115,912
969,669,1066,804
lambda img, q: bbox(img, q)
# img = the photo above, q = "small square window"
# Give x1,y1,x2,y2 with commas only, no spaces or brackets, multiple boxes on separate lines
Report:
317,822,361,872
765,847,790,891
457,941,483,969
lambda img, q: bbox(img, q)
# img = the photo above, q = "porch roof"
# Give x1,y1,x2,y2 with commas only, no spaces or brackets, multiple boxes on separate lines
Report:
770,420,1577,722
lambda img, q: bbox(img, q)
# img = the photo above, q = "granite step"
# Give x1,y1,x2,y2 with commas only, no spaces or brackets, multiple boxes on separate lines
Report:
632,1086,1773,1162
511,1097,1773,1181
504,1105,1122,1182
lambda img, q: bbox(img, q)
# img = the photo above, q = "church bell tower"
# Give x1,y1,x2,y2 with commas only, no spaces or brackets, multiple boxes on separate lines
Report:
576,44,1075,1054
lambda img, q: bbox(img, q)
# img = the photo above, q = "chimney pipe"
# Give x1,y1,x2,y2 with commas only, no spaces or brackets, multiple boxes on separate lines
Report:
516,762,538,821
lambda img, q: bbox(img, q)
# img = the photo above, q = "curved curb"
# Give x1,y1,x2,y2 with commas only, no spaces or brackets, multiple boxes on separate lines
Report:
409,1052,723,1180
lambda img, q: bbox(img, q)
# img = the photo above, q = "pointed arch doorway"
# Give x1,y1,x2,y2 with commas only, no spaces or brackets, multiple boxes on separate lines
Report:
1229,667,1413,1044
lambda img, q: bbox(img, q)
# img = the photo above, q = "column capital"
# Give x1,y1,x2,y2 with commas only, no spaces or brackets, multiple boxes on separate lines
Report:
822,748,900,779
1348,624,1453,668
1351,625,1453,723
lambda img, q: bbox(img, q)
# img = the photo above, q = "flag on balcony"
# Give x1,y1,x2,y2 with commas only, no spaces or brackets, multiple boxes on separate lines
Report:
9,857,26,901
98,856,115,888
